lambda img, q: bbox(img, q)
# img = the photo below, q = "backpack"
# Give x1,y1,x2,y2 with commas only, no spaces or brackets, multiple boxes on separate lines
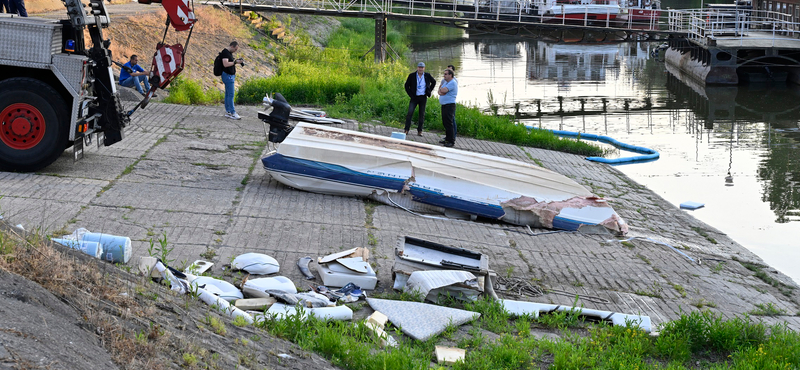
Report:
213,51,224,77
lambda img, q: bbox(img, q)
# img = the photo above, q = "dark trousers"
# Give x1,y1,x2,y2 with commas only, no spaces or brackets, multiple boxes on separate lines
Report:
441,103,456,144
8,0,25,16
0,0,10,13
404,95,427,132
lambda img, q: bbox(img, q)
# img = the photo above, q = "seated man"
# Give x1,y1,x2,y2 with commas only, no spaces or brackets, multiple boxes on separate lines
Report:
119,55,154,96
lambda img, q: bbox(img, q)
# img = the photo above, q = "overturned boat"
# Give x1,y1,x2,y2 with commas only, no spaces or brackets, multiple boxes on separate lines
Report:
258,95,627,235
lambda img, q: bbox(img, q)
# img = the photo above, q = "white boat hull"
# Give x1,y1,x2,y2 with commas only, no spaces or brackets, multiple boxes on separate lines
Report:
261,123,627,234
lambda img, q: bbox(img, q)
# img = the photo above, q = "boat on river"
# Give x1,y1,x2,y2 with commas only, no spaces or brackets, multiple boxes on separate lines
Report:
538,0,621,22
618,0,661,22
260,122,628,235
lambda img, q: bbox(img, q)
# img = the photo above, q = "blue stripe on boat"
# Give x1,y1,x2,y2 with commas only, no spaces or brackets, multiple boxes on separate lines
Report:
262,153,406,191
408,186,506,219
552,216,594,231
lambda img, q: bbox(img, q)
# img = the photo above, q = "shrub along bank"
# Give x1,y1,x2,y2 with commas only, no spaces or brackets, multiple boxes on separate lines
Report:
184,16,604,157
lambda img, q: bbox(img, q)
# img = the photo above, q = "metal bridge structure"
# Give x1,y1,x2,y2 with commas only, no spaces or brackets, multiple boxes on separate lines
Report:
210,0,685,60
210,0,800,65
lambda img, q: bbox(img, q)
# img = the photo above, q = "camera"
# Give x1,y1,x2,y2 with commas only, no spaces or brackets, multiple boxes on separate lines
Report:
238,58,245,67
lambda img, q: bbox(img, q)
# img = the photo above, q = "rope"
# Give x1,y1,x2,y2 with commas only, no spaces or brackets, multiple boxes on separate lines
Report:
495,276,544,298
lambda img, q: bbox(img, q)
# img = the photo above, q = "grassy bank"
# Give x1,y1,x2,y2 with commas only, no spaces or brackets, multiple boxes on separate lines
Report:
254,294,800,370
166,16,604,157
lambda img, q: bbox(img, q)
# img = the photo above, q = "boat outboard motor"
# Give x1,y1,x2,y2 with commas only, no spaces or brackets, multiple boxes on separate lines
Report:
259,93,293,143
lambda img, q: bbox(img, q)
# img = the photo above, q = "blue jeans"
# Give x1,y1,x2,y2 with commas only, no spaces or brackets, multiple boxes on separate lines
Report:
120,75,150,94
222,72,236,114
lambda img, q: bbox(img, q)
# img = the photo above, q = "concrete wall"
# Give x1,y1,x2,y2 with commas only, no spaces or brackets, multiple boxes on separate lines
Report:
665,47,739,85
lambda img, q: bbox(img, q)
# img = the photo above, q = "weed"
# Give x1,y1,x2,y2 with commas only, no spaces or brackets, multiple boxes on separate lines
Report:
634,281,663,298
233,315,251,327
135,329,148,344
636,253,651,265
621,241,635,249
537,305,584,329
670,283,687,298
748,302,787,316
712,261,725,273
200,247,217,260
466,296,511,333
505,266,515,278
163,76,223,105
514,314,532,337
691,298,717,309
739,260,795,292
183,352,198,366
691,226,718,244
441,320,458,339
147,232,175,266
203,314,227,336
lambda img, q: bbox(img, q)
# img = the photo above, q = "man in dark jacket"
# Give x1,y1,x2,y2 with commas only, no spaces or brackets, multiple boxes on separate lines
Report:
403,62,436,136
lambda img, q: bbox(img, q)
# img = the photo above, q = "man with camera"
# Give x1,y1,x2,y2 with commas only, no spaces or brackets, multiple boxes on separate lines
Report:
220,41,244,120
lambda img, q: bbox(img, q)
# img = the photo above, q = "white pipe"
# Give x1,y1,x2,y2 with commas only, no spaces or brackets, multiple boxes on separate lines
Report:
197,288,254,324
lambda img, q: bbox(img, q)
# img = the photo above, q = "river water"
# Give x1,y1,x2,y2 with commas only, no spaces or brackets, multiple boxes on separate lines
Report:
407,27,800,284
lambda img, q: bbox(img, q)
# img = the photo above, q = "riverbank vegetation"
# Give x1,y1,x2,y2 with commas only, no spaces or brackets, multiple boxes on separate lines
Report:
254,293,800,370
167,16,604,157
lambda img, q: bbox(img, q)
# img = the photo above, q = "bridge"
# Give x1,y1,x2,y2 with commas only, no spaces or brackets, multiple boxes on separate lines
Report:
211,0,800,80
211,0,685,58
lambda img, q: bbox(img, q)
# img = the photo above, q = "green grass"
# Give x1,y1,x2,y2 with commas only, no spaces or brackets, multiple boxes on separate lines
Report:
251,298,799,370
163,76,223,105
748,302,787,316
233,17,604,158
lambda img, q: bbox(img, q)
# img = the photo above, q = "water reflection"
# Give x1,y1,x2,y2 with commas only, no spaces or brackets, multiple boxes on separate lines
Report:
409,32,800,282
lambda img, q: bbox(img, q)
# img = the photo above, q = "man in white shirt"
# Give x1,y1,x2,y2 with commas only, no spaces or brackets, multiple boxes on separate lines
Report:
403,62,437,136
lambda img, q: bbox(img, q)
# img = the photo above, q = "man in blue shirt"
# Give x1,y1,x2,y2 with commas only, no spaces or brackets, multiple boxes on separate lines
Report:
119,55,153,96
438,69,458,147
403,62,436,136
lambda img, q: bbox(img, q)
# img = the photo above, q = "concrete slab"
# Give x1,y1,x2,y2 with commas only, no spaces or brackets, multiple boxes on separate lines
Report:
0,102,797,333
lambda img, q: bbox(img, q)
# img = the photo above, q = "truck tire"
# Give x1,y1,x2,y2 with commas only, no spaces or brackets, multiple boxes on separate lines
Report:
0,78,69,172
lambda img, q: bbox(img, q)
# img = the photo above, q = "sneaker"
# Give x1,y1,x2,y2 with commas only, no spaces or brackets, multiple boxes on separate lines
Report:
230,112,242,120
417,131,423,136
438,139,447,144
224,112,233,118
152,93,158,98
443,142,454,148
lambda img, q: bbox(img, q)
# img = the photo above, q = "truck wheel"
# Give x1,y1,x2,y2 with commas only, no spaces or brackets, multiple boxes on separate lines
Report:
0,78,68,172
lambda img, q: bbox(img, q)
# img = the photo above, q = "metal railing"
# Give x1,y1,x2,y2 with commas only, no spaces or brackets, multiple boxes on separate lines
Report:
222,0,679,31
668,8,800,46
220,0,800,43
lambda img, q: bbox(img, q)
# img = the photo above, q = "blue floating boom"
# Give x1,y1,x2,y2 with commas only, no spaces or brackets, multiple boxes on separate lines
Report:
526,126,660,165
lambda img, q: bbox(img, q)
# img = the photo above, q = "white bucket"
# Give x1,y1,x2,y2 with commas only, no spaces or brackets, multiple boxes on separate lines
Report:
81,233,132,264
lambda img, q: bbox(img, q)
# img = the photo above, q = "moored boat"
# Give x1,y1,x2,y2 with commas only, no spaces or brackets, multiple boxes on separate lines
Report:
618,0,661,22
538,0,621,22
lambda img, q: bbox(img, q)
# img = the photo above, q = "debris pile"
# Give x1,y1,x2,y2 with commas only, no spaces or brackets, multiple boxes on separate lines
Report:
50,227,653,364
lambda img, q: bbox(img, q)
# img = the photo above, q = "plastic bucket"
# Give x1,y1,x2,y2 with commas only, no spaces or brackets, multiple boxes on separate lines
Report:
51,238,103,259
81,233,132,264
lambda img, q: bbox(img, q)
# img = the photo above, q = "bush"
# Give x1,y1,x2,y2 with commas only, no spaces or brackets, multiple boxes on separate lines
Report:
163,77,222,105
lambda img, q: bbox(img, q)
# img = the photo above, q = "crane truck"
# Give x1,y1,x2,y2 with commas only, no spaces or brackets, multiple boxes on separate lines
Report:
0,0,196,172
